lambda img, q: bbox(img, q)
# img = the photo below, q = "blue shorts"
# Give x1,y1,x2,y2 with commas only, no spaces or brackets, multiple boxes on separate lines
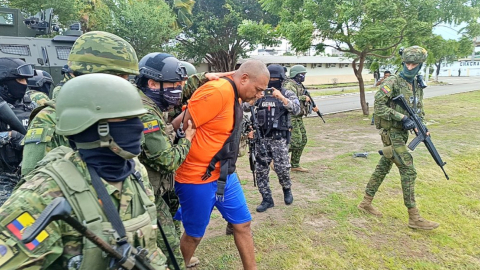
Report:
174,173,252,238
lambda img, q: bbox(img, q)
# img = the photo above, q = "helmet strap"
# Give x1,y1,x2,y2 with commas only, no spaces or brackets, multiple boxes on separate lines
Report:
73,121,138,159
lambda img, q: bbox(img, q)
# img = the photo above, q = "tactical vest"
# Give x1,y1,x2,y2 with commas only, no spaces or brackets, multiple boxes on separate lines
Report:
34,147,166,270
376,75,423,130
255,88,290,139
139,91,176,197
202,78,243,197
0,94,36,173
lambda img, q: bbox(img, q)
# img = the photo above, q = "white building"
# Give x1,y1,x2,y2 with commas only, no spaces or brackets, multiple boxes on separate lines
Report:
239,55,372,85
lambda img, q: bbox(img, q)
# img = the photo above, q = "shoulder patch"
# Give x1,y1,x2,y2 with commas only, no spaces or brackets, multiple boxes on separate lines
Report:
0,236,19,266
381,85,392,94
6,212,49,251
143,120,160,134
24,128,44,144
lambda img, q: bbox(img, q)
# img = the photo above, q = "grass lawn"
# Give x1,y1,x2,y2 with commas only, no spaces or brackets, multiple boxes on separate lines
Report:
192,90,480,270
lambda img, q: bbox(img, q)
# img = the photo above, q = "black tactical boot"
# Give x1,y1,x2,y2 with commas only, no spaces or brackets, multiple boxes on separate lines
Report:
283,188,293,205
256,197,274,212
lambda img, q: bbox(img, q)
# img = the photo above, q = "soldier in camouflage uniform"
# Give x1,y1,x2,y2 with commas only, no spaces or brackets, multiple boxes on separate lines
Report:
358,46,439,230
21,32,186,269
134,52,199,269
283,65,320,172
0,74,169,270
252,64,301,212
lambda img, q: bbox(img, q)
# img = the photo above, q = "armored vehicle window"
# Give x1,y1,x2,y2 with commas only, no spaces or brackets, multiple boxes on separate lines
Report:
0,44,31,56
56,46,71,60
0,12,14,25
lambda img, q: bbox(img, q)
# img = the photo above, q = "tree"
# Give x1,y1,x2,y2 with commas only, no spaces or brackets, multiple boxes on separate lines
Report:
176,0,279,72
165,0,195,29
423,34,474,81
93,0,178,58
260,0,480,115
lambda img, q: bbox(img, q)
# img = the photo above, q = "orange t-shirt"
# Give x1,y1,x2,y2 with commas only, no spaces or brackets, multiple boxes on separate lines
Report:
175,78,235,184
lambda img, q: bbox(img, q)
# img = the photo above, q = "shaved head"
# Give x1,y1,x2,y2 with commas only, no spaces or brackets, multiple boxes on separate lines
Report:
236,59,270,81
233,59,270,103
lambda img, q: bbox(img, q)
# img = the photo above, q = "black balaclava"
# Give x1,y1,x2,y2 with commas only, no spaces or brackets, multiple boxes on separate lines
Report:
143,84,182,112
70,118,144,182
268,79,282,90
294,74,306,83
1,79,27,103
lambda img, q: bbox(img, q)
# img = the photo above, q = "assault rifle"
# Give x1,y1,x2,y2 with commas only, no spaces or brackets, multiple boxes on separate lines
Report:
249,106,267,186
392,94,449,180
22,197,157,270
0,99,27,135
302,87,325,123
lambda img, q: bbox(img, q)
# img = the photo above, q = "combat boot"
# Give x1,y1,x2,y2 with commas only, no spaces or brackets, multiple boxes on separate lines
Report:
283,188,293,205
225,222,234,236
408,207,439,230
256,197,274,212
357,194,383,218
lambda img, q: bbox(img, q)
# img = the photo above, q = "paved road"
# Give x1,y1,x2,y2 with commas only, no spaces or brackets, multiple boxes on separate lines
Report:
312,76,480,115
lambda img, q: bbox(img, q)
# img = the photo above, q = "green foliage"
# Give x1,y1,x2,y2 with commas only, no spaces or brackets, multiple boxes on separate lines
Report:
95,0,178,58
176,0,279,71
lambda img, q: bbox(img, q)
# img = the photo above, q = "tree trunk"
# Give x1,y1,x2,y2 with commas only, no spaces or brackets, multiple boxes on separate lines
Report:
352,54,369,115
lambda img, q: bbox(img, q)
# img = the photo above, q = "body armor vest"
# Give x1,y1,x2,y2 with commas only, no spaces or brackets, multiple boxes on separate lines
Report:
0,94,35,173
255,88,290,139
34,147,166,269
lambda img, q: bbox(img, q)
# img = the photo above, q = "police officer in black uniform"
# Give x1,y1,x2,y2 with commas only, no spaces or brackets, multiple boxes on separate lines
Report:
27,69,54,96
0,57,36,205
252,64,301,212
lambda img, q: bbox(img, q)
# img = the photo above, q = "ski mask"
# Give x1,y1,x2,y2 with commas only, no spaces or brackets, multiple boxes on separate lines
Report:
399,63,422,83
71,118,144,182
268,79,282,90
2,79,28,103
143,84,183,111
295,74,305,83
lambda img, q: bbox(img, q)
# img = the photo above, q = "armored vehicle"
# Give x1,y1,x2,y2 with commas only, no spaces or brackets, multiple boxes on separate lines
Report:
0,7,81,84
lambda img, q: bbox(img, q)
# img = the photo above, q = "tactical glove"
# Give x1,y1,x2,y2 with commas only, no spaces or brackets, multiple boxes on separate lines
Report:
401,116,415,131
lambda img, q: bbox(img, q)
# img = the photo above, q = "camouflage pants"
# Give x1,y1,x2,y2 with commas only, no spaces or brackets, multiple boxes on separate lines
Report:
365,129,417,208
0,173,20,207
289,117,307,168
155,195,186,270
162,190,182,238
256,137,292,200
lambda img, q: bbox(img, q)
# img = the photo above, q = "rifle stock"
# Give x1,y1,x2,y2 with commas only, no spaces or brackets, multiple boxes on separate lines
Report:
392,94,449,180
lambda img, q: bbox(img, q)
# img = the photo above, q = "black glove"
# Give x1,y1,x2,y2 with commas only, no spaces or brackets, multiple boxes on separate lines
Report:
401,116,415,130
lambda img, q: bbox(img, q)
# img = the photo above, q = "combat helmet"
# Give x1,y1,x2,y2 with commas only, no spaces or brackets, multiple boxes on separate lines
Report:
68,31,139,76
401,46,428,64
27,70,54,94
180,61,197,76
56,73,146,136
135,53,187,87
289,65,307,78
0,58,35,82
267,64,286,80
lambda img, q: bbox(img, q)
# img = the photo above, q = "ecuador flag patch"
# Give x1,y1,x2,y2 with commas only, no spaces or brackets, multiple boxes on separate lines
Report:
6,212,49,251
381,85,392,94
143,120,160,134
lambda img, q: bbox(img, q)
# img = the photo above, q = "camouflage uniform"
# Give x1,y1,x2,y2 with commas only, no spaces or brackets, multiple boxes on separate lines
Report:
283,78,309,168
26,90,50,107
21,32,186,268
0,151,167,270
181,72,208,105
366,74,423,208
362,46,440,233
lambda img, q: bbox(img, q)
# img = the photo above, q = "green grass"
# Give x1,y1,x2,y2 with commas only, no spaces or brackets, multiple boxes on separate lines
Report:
192,90,480,270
